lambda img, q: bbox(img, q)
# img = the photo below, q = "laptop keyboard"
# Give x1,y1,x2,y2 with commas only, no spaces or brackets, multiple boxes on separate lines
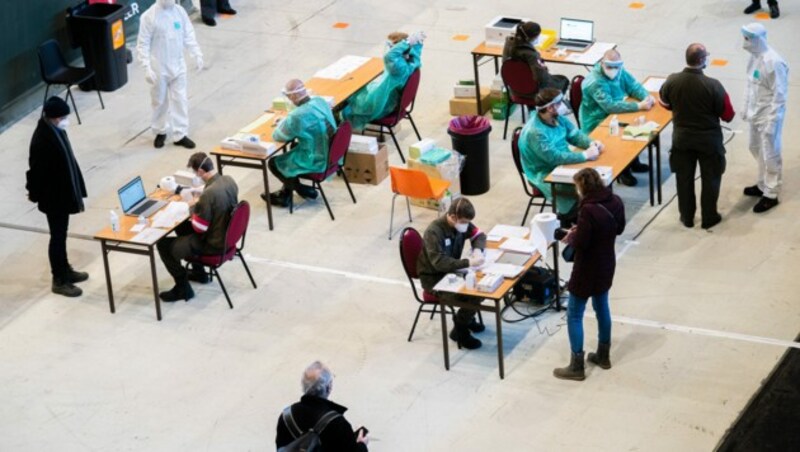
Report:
130,199,157,216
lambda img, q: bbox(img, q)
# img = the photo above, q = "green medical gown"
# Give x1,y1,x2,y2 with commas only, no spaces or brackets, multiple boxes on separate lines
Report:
272,97,336,178
579,63,649,133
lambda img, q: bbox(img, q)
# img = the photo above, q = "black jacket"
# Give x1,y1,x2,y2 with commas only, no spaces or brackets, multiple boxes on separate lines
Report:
26,118,87,214
502,36,559,99
275,395,367,452
417,217,486,291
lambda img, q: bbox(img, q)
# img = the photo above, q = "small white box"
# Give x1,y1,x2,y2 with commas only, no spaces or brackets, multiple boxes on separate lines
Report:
478,273,504,293
349,134,379,155
485,16,530,47
454,85,477,99
409,138,437,160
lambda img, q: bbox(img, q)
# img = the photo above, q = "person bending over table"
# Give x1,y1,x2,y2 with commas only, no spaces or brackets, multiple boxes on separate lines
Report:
341,31,425,131
417,198,487,350
580,49,654,187
519,88,604,225
502,21,570,98
261,79,336,208
157,152,239,302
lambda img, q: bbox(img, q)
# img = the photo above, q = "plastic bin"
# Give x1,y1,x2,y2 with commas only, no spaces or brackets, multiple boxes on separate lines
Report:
448,115,492,195
67,1,128,91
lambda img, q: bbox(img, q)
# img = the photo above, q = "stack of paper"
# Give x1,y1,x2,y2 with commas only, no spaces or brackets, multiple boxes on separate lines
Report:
565,42,616,65
487,224,529,242
499,238,537,254
151,202,189,229
481,263,525,278
313,55,370,80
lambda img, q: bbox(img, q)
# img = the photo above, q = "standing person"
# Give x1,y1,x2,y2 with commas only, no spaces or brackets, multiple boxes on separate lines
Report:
659,43,735,229
502,21,570,95
580,49,654,186
261,79,336,207
553,168,625,381
200,0,237,27
156,153,238,302
276,361,369,451
137,0,204,150
744,1,779,19
341,31,424,131
25,97,88,297
741,23,789,213
417,198,487,349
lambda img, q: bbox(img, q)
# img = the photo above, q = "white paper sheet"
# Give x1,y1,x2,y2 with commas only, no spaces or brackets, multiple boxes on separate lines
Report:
487,224,529,239
130,227,167,244
151,202,190,229
481,263,525,279
239,113,275,133
313,55,371,80
642,77,667,93
565,42,616,65
129,223,146,233
499,238,537,255
433,274,466,293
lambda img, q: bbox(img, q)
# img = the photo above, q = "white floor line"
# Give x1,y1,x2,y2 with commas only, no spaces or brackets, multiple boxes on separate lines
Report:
246,253,799,350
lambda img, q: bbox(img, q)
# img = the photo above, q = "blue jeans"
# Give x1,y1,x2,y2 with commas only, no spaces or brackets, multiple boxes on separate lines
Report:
567,291,611,354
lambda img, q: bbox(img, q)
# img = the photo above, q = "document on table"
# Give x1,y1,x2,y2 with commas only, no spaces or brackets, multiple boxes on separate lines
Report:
151,202,190,228
239,113,275,133
313,55,371,80
130,227,167,244
642,77,667,93
565,42,616,65
487,224,529,242
499,238,537,255
481,263,526,279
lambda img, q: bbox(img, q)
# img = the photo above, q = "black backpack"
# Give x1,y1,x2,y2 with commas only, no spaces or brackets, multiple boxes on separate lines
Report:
278,407,341,452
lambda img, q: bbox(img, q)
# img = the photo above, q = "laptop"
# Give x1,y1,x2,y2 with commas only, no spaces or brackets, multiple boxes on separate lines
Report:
555,18,595,51
118,176,167,217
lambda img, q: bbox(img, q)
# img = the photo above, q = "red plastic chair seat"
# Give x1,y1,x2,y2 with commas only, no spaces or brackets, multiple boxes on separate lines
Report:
422,290,439,303
373,115,399,127
188,248,236,267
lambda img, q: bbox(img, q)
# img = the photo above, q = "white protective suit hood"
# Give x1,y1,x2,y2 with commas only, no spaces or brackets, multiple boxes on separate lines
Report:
157,0,176,9
742,23,768,54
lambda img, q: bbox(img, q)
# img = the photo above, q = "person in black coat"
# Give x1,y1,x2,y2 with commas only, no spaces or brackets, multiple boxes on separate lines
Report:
26,97,88,297
276,361,369,451
554,168,625,381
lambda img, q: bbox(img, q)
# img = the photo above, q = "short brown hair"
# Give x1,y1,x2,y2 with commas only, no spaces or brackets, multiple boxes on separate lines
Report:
387,32,409,44
187,152,213,172
573,168,605,196
447,197,476,220
535,88,562,108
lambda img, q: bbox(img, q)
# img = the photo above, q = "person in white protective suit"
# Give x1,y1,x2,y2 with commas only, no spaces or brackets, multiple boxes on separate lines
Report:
741,23,789,213
136,0,204,149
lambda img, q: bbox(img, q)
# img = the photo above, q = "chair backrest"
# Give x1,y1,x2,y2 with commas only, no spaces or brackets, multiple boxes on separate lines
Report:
501,59,539,98
511,126,535,197
570,75,585,128
394,69,421,120
327,121,352,171
398,227,424,280
225,201,251,252
38,40,68,82
389,167,434,199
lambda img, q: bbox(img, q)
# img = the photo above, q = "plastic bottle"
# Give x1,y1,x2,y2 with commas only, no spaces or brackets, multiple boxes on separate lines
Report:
138,214,147,227
465,270,476,290
609,115,620,136
110,210,120,233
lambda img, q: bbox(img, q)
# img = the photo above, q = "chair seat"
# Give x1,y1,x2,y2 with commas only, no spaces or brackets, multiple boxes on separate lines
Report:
299,167,337,183
188,248,236,267
422,290,439,303
371,114,400,127
46,67,95,85
429,177,451,198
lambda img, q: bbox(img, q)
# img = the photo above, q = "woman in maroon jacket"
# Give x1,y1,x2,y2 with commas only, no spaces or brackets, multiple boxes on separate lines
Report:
554,168,625,381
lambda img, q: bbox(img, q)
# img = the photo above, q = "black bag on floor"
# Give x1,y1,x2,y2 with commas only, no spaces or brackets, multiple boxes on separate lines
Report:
513,267,557,304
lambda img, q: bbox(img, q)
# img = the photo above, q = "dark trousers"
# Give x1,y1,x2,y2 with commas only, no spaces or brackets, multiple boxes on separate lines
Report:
200,0,232,18
438,292,481,326
670,148,726,223
156,222,202,285
45,212,70,281
268,158,300,193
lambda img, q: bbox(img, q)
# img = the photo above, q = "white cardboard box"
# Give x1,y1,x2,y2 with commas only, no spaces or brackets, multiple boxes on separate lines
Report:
349,134,379,155
485,16,530,47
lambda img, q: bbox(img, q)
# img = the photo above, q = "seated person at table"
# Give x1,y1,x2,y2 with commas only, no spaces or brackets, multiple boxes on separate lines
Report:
580,49,654,186
157,152,239,302
341,31,424,131
262,79,337,207
519,88,604,222
502,21,570,99
417,197,487,350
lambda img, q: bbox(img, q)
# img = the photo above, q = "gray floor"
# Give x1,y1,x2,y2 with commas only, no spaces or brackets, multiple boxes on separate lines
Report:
1,0,798,450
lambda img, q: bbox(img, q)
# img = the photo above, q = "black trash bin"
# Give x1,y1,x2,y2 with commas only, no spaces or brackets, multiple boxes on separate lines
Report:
67,1,128,91
448,115,492,195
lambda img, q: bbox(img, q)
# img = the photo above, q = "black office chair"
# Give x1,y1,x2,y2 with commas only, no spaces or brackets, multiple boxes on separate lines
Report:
37,39,104,124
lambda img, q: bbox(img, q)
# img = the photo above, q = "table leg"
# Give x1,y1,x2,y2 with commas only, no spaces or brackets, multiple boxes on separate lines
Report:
493,56,499,74
473,54,483,115
648,144,655,206
148,246,162,321
215,155,223,175
440,301,450,371
552,240,562,311
495,299,504,379
101,240,115,314
550,182,558,213
261,161,274,230
656,135,663,204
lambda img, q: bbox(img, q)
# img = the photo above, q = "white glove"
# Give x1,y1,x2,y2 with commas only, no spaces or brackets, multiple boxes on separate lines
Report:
145,66,156,85
591,140,605,152
638,96,654,111
468,255,485,268
195,55,204,72
408,31,426,46
583,145,600,161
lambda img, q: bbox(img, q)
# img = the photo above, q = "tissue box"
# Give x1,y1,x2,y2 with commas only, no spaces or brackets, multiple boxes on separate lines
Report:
349,134,379,155
449,87,492,116
409,138,436,160
407,152,462,210
343,144,388,185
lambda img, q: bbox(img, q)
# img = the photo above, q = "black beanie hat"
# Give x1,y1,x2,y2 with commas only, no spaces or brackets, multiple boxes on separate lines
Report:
43,96,70,118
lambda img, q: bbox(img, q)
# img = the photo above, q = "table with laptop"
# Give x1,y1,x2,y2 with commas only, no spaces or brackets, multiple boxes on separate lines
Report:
211,56,384,231
95,178,194,321
472,17,615,114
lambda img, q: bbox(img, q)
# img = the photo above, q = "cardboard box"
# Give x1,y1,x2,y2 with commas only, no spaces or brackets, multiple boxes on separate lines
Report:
407,152,462,211
454,84,477,99
449,87,492,116
344,144,388,185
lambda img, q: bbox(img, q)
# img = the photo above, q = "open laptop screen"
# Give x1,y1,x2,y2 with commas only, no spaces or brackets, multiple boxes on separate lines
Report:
560,18,594,42
118,177,146,213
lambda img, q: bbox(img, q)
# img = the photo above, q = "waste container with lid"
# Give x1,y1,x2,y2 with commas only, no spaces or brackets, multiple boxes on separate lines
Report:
448,115,492,195
67,1,129,91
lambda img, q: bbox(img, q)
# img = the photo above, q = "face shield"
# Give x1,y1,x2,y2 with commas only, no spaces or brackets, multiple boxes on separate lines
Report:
281,85,308,105
602,59,624,79
537,93,570,116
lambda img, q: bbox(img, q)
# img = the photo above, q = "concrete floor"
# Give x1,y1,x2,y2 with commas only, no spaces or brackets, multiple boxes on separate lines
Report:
1,0,798,450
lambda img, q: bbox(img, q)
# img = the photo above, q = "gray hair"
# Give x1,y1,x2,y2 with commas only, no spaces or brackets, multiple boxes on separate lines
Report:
301,361,333,399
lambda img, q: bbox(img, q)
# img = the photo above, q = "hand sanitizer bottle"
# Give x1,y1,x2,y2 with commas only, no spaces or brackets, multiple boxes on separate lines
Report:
110,210,120,233
609,115,620,136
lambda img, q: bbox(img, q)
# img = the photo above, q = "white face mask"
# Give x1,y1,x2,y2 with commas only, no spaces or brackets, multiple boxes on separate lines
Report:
555,102,571,117
530,36,542,47
455,222,469,233
56,118,70,130
602,67,620,79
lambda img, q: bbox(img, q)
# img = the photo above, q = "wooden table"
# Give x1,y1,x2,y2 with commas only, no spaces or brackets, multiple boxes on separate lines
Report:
470,42,613,114
305,57,384,111
436,237,561,379
93,190,189,321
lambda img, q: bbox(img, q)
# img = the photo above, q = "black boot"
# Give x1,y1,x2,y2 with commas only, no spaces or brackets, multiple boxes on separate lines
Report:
261,189,291,207
52,278,82,297
67,266,89,284
587,343,612,369
159,282,195,302
744,1,761,14
743,185,764,197
174,136,196,149
202,16,217,27
553,352,585,381
449,324,482,349
769,1,779,18
617,168,638,187
154,134,167,148
467,318,485,333
188,265,210,284
629,157,650,173
218,7,237,15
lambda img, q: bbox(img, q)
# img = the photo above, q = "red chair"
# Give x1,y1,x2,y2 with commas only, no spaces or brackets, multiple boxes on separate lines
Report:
512,127,550,226
366,69,422,163
500,59,540,140
185,201,257,308
399,227,455,342
570,75,585,129
293,121,357,221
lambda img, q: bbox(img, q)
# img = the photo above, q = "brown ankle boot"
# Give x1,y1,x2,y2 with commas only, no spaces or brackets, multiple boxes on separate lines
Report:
553,352,585,381
587,342,612,369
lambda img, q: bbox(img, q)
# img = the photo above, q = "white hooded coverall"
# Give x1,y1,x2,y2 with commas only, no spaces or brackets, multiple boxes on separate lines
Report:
136,0,203,141
742,23,789,199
